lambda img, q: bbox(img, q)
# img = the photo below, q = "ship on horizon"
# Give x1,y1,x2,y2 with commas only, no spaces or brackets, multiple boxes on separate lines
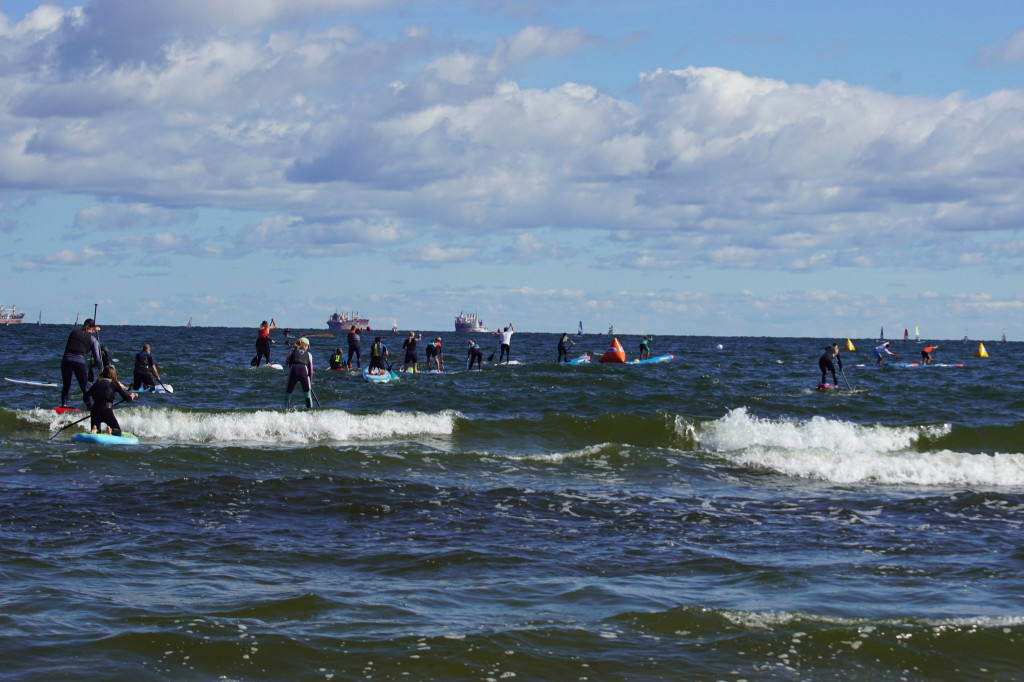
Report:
455,311,488,333
0,305,25,325
327,310,370,331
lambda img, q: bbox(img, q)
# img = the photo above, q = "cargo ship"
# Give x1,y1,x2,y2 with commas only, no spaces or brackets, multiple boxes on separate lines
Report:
455,311,488,333
327,310,370,331
0,305,25,325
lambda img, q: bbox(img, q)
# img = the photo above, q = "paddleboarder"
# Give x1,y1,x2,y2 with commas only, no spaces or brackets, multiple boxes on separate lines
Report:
130,343,162,391
921,344,939,365
284,338,314,408
253,318,276,367
368,336,388,376
60,318,103,409
498,323,514,364
874,341,897,366
84,364,135,436
347,326,362,368
639,335,653,360
557,333,576,363
426,337,444,371
402,331,420,373
467,340,484,370
818,343,843,387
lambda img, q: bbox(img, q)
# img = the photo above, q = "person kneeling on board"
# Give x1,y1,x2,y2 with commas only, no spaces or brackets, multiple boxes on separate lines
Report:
85,365,135,436
818,343,842,386
285,338,314,408
368,337,389,376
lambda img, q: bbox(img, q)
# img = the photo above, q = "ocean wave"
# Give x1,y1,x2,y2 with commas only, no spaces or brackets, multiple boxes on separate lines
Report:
692,407,1024,486
19,406,459,445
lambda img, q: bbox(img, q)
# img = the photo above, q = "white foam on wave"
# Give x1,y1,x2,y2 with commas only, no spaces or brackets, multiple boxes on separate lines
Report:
107,407,458,444
691,407,1024,487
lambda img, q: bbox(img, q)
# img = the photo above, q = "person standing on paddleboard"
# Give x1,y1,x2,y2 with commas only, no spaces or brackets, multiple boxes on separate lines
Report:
921,344,939,365
347,326,362,368
498,323,515,364
60,318,103,409
818,343,843,387
639,335,653,360
131,344,162,391
85,364,135,435
874,341,897,366
426,337,444,371
467,340,484,370
402,331,420,373
557,333,576,363
253,318,276,367
284,338,314,408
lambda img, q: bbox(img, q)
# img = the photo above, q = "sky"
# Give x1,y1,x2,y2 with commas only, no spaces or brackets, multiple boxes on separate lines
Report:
1,0,1023,338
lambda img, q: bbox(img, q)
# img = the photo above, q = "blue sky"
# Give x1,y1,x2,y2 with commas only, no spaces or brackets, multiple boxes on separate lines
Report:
1,0,1023,338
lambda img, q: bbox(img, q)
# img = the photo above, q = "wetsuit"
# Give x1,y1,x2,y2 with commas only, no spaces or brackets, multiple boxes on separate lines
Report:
132,350,158,390
285,346,314,407
818,346,842,386
347,330,362,368
557,334,573,362
639,336,651,359
84,377,132,435
467,344,483,370
402,336,418,372
61,328,102,408
255,326,272,366
426,340,442,370
369,341,388,373
330,350,345,370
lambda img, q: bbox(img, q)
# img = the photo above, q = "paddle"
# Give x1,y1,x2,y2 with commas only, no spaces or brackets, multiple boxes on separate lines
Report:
89,303,99,382
48,398,129,441
310,387,321,407
840,366,851,390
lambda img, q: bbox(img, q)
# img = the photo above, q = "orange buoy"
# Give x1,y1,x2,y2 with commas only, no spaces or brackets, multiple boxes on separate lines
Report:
599,337,626,363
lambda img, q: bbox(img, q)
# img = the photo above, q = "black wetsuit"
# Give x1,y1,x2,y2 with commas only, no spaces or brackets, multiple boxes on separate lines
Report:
347,331,362,368
285,347,313,407
255,329,272,366
818,346,843,385
557,334,572,362
61,328,102,408
402,337,418,370
467,345,483,370
330,350,345,370
132,351,157,390
84,378,132,435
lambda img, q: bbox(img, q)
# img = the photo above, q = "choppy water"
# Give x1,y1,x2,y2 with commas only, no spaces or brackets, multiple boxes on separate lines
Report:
2,324,1023,680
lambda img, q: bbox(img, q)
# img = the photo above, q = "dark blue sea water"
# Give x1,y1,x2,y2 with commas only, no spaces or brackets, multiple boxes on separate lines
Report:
2,324,1023,680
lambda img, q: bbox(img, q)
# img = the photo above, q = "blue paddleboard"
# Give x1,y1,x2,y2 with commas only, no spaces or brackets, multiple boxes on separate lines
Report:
363,368,399,383
629,354,674,364
70,432,139,445
564,355,591,365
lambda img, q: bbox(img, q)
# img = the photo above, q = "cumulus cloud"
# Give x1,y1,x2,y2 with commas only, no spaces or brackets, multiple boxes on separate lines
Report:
973,29,1024,68
0,5,1022,283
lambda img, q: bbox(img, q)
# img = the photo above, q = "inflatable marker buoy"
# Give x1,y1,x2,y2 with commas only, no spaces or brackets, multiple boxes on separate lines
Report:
974,343,988,358
599,337,626,363
845,339,856,351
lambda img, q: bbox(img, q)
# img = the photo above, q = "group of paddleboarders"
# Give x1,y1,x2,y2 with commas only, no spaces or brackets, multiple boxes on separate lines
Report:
817,339,946,386
60,318,164,436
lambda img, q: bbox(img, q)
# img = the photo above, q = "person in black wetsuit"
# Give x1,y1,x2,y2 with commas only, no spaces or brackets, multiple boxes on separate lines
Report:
467,340,484,370
131,344,162,391
557,333,576,363
284,338,314,407
402,331,420,373
818,343,843,386
84,364,135,435
253,318,276,367
60,318,103,409
347,326,362,368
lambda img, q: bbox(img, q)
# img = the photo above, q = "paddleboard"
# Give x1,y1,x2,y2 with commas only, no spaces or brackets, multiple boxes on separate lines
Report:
363,368,399,383
564,355,591,365
70,432,139,445
815,383,838,390
629,355,674,364
5,378,59,388
250,363,283,370
893,362,964,369
133,383,174,394
54,407,80,414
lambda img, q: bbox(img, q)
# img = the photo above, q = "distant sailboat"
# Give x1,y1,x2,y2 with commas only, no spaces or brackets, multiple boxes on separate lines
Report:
186,316,193,328
576,320,583,336
879,326,884,341
608,324,614,336
37,310,41,326
915,326,920,342
903,328,909,342
392,319,398,334
963,329,969,342
1002,328,1007,343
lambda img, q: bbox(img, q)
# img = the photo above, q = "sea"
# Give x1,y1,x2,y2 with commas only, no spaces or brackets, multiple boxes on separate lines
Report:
1,324,1023,681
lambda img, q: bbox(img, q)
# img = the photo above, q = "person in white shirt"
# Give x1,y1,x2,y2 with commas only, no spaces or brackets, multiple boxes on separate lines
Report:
873,341,897,366
498,324,515,364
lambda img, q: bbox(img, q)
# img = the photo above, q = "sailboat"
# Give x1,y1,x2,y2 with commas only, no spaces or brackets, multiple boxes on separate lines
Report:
1002,329,1007,343
392,319,398,334
903,328,909,342
963,329,969,342
37,310,41,326
186,316,193,329
915,326,920,342
576,320,583,336
608,324,614,336
879,326,884,341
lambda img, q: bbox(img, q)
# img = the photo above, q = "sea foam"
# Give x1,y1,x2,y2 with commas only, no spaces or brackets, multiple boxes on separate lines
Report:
693,407,1024,487
107,407,458,444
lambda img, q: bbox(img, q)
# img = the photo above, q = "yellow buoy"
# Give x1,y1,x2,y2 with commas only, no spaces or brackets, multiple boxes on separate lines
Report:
974,343,988,358
844,339,856,351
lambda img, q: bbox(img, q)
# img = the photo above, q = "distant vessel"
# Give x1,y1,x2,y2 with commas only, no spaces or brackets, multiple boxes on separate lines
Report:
1002,329,1007,343
576,320,583,336
327,311,370,331
879,326,884,341
0,305,25,325
186,317,193,329
608,324,614,336
392,319,398,334
903,328,909,342
915,326,920,342
455,311,488,333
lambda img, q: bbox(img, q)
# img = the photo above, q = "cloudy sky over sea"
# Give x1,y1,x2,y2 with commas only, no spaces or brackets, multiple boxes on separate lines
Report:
1,0,1023,337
